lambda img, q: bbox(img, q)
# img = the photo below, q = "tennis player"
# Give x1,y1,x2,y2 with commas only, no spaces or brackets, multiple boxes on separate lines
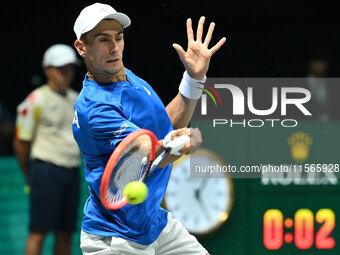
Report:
72,3,226,254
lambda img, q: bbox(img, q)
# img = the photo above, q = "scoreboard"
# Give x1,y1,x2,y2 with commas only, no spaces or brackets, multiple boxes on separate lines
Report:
248,122,340,254
189,121,340,254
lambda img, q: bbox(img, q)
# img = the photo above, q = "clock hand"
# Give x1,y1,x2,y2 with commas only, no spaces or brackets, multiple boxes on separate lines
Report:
194,184,211,220
194,188,200,201
194,179,204,200
200,178,209,193
198,196,211,220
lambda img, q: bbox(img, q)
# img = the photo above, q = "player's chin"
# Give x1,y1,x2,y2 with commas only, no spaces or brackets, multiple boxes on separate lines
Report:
104,63,123,74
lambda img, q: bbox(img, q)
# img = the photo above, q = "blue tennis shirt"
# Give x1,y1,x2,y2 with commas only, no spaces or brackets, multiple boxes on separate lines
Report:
72,68,174,245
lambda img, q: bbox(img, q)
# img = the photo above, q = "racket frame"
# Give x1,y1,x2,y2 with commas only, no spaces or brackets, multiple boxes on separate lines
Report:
100,129,158,210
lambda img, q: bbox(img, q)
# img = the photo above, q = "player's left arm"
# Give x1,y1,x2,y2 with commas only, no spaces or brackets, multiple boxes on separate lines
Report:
166,16,226,129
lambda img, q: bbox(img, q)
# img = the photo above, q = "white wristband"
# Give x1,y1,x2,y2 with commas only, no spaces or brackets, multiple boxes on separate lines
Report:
178,71,207,100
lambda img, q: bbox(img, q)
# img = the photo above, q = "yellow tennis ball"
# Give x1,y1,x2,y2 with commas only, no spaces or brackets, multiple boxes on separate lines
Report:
23,185,30,195
123,181,148,204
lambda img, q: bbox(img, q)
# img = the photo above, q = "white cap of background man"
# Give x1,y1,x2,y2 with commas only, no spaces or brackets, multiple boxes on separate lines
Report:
73,2,131,40
42,44,80,68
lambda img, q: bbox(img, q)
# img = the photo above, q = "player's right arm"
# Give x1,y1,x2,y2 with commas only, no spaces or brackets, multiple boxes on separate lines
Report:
168,17,226,129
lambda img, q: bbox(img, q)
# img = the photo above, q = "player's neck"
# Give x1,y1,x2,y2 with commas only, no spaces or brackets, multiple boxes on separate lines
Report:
87,68,127,83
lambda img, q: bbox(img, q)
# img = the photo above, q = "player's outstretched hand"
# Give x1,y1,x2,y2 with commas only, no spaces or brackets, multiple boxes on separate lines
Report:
173,16,226,80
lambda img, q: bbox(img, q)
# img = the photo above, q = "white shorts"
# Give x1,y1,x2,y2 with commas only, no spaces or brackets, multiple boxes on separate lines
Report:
80,212,208,255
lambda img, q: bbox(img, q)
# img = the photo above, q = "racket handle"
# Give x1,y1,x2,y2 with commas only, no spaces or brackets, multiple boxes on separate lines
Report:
166,135,190,155
146,149,171,179
146,135,189,181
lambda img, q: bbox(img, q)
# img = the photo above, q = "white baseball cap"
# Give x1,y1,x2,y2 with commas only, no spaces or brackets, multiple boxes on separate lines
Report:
73,3,131,40
42,44,80,68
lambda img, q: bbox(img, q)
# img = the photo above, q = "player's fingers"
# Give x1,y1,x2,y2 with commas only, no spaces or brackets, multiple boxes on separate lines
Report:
172,43,186,59
172,127,190,154
188,127,202,153
189,127,201,135
179,143,190,155
190,127,202,144
196,16,205,43
169,128,188,142
195,128,203,145
209,37,227,55
172,127,190,139
177,127,202,154
186,18,194,43
204,22,215,47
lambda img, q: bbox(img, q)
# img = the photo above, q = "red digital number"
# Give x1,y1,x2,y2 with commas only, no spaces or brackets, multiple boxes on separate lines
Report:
264,208,336,250
315,209,335,249
294,209,314,249
263,209,283,250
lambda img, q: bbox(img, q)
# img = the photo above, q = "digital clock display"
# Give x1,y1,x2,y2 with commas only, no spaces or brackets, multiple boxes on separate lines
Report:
189,120,340,254
263,209,335,250
248,193,339,254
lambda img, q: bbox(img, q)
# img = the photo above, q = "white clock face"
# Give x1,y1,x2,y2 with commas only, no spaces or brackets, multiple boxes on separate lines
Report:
165,151,233,235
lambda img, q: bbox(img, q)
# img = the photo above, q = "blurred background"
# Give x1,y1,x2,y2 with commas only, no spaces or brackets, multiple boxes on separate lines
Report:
1,0,340,254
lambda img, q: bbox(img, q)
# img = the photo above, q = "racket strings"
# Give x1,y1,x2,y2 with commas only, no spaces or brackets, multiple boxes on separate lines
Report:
107,135,152,203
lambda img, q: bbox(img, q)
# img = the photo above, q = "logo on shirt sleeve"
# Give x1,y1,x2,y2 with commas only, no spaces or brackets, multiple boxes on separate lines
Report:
73,110,80,128
113,123,129,137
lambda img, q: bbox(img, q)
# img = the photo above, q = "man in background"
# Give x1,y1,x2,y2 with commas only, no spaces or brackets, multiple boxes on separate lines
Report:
306,56,330,121
14,44,81,255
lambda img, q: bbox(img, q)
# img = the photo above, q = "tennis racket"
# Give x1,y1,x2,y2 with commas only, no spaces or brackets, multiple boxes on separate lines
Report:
100,129,189,210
